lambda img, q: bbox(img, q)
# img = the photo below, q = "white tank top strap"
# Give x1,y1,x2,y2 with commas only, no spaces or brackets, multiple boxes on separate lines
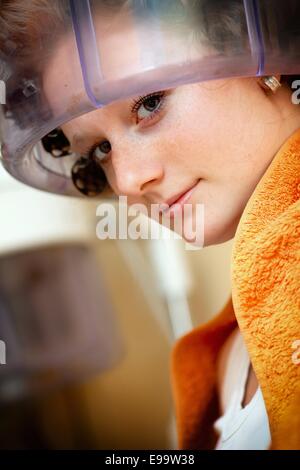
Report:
213,329,271,450
218,328,250,412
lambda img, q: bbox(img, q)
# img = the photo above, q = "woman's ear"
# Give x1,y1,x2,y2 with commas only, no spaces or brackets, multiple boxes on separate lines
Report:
258,75,282,93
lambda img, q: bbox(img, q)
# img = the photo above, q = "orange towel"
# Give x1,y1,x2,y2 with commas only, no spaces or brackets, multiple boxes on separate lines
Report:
170,128,300,450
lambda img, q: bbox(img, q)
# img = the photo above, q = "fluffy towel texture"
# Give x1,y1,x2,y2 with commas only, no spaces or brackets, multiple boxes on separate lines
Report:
170,128,300,450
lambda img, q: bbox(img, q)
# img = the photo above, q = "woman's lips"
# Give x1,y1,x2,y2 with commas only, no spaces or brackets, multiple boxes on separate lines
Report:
161,180,200,217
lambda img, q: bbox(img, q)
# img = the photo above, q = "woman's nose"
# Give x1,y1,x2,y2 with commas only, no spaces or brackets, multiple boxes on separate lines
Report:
112,148,165,197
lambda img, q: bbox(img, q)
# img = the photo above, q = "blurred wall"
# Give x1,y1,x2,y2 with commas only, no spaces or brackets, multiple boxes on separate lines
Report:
0,171,233,449
21,237,233,450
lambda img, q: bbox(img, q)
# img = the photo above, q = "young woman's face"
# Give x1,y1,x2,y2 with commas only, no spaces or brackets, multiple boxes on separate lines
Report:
59,76,284,246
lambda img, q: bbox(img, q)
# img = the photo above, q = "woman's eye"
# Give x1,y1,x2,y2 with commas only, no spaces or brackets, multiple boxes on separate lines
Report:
92,140,111,162
132,92,165,123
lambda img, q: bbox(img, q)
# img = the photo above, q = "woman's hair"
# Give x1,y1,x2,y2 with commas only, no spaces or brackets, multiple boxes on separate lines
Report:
0,0,70,74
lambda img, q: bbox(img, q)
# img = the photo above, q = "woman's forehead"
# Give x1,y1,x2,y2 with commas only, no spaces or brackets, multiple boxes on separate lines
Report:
42,3,202,119
43,13,144,116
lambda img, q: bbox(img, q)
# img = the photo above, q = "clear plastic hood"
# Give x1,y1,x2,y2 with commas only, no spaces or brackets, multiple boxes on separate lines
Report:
1,0,300,196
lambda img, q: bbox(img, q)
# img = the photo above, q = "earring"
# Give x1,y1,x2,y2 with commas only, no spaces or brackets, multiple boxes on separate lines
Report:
259,75,282,93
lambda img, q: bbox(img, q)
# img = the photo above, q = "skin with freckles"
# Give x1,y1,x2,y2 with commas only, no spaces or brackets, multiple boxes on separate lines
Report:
60,76,300,247
40,11,300,248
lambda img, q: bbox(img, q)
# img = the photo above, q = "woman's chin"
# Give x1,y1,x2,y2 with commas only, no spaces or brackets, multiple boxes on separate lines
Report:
202,216,241,247
157,204,242,247
177,211,241,247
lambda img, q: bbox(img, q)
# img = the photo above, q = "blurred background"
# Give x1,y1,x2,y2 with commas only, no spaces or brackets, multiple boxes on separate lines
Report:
0,166,232,449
